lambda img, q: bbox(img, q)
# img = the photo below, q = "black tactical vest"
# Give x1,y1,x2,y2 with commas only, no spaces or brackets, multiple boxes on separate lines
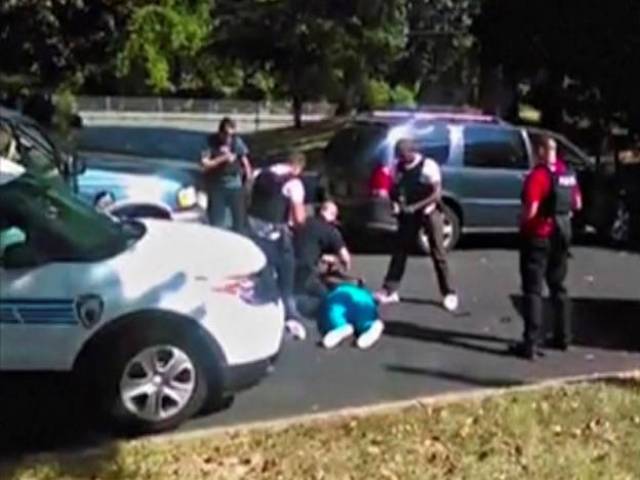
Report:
395,158,434,205
248,168,295,224
540,165,577,217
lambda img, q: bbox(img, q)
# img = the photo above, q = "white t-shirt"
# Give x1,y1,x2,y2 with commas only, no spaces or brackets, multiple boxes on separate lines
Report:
255,164,305,204
249,164,305,238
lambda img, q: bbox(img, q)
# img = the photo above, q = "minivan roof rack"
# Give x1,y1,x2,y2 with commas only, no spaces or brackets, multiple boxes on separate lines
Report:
365,106,501,124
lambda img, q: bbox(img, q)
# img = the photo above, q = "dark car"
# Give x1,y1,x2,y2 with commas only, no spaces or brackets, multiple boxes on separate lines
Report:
323,109,601,251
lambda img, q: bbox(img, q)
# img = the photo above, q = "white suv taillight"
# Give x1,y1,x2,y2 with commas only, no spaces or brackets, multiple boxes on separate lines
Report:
213,268,279,305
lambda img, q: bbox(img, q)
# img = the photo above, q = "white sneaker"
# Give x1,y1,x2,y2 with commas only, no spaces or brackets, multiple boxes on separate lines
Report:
285,320,307,341
356,320,384,350
374,290,400,305
443,293,459,312
322,324,355,349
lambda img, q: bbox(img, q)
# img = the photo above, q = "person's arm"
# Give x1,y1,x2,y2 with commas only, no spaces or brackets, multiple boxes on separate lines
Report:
236,137,253,181
403,160,442,213
285,178,307,227
520,168,547,228
201,149,233,172
241,155,253,181
521,199,540,225
404,181,442,213
572,183,583,212
337,246,351,271
328,227,351,271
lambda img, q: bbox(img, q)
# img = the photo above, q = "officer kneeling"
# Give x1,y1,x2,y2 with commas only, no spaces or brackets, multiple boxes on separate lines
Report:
514,135,582,360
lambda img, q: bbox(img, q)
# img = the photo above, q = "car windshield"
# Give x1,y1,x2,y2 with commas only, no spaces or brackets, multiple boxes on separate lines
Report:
13,120,66,182
0,173,143,263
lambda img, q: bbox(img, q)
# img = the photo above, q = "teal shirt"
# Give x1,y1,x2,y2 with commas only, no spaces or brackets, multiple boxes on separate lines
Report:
205,135,249,190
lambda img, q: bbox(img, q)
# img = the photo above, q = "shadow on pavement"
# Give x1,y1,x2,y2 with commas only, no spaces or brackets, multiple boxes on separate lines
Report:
385,364,523,388
457,233,520,251
510,296,640,351
0,373,120,479
384,320,513,357
0,374,110,454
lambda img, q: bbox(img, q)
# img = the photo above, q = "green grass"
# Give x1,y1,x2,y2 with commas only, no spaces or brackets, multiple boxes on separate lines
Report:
3,377,640,480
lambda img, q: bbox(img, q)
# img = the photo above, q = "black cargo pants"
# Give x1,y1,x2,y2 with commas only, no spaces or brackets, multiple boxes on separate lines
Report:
383,209,455,296
519,229,571,347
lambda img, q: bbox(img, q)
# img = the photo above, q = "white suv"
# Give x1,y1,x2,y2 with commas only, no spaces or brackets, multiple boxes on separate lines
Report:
0,161,284,433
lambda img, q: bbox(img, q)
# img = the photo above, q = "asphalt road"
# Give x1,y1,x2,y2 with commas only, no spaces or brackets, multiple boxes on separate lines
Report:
1,236,639,457
202,236,640,430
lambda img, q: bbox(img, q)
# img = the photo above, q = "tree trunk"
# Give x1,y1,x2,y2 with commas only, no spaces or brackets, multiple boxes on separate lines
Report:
292,94,303,129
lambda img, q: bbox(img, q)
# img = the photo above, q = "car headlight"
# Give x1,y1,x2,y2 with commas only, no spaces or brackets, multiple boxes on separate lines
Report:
177,186,198,209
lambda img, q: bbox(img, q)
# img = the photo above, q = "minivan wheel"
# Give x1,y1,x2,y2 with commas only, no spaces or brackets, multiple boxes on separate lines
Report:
417,204,461,254
95,322,213,434
609,199,631,245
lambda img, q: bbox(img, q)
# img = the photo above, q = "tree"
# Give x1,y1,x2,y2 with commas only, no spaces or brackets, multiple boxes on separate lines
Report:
398,0,481,105
476,0,640,138
116,0,212,94
212,0,408,126
0,0,128,96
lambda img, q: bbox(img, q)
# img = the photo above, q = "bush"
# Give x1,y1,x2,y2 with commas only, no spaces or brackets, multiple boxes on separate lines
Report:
390,84,417,108
363,79,392,109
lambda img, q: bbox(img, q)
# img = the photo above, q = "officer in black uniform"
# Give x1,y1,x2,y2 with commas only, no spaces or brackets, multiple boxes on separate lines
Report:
514,135,582,359
248,152,308,338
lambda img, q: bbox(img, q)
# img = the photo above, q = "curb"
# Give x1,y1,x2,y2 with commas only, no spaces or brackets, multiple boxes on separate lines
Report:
142,368,640,447
20,368,640,461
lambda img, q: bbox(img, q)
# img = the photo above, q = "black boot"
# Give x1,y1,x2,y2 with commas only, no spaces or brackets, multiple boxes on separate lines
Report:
550,295,572,351
509,341,545,360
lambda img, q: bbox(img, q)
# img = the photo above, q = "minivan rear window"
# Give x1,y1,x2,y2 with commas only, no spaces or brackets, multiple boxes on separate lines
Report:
325,124,390,167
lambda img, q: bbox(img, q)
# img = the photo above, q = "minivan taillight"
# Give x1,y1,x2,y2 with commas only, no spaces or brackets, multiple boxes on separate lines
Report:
369,164,393,198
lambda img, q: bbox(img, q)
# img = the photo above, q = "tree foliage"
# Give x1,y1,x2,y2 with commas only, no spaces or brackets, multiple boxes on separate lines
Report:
116,0,212,93
476,0,640,134
3,0,640,136
212,0,409,124
0,0,124,93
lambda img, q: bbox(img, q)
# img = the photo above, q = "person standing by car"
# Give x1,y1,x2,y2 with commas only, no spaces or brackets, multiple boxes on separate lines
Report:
248,152,308,339
201,117,252,233
513,135,582,360
375,139,459,312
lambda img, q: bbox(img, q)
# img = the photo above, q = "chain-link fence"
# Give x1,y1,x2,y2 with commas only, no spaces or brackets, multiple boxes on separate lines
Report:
76,96,334,115
76,96,336,132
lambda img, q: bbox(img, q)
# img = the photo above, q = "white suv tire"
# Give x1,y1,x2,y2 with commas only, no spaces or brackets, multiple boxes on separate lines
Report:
89,316,218,434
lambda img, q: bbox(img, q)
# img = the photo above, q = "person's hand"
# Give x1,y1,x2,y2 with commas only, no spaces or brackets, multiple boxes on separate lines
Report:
200,149,211,164
391,202,400,215
399,203,416,215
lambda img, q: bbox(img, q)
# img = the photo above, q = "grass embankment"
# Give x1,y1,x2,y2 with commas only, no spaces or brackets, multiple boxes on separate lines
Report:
3,378,640,480
244,117,347,169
